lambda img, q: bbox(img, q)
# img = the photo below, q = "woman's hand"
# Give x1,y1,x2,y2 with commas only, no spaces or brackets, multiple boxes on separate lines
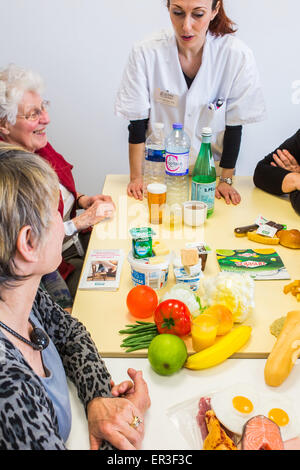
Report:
87,369,150,450
282,172,300,193
78,194,115,210
271,149,300,173
73,200,115,232
87,397,145,450
215,181,241,205
127,177,144,200
110,369,150,414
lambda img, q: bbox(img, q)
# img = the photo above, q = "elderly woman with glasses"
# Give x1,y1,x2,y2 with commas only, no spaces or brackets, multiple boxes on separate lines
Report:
0,64,115,305
0,145,150,450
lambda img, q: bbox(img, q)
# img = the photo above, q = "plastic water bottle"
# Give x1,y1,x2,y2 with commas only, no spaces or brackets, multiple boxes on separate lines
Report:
143,122,166,196
165,123,190,206
191,127,216,218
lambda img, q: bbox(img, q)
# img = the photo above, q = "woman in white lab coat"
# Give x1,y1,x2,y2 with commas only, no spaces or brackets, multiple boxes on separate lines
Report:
115,0,266,203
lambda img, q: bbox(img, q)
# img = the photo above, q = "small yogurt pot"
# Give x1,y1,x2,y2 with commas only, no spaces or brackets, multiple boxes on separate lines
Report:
127,251,171,290
173,267,203,291
183,201,208,227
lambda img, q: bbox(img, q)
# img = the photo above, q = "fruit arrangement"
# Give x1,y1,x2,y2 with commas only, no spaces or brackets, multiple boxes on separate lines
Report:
120,281,252,376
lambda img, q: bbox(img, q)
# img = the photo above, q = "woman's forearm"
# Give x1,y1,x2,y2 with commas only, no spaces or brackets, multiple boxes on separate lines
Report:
129,143,145,181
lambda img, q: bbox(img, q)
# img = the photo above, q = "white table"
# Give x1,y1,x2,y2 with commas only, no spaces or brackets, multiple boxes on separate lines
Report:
66,357,300,450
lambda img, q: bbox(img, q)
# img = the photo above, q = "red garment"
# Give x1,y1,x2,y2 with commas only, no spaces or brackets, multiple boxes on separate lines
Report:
36,142,77,279
36,142,77,220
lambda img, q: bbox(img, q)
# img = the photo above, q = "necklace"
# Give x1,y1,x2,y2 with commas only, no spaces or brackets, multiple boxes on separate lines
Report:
0,319,50,351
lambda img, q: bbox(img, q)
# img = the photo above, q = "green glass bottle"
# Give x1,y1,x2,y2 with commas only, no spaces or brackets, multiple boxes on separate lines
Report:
191,127,216,218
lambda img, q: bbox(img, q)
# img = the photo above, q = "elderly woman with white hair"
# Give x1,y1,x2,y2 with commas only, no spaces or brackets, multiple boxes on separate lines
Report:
0,64,115,305
0,145,150,449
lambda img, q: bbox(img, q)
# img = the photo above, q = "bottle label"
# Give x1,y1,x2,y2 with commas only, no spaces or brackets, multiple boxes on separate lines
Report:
191,181,216,209
165,151,189,176
146,149,165,162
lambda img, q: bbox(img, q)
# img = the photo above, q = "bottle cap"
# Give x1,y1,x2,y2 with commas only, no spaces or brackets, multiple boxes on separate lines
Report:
202,127,212,136
173,123,183,129
154,122,164,129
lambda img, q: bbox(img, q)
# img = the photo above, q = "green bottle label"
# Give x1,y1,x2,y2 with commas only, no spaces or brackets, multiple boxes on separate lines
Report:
191,181,216,209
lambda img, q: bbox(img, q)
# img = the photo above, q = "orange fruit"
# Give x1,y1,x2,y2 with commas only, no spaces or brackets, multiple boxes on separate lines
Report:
204,304,233,336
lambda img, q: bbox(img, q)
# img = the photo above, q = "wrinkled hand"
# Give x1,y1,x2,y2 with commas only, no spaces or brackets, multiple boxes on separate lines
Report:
271,149,300,173
127,178,144,200
73,200,115,231
79,194,115,210
110,369,150,414
87,397,145,450
215,182,241,205
88,369,150,450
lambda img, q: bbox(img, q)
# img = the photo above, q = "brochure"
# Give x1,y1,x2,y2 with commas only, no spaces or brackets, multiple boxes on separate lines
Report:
216,248,290,280
78,249,124,290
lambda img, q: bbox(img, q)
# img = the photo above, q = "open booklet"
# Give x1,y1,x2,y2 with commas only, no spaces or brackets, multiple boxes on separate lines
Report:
216,248,290,280
78,249,124,290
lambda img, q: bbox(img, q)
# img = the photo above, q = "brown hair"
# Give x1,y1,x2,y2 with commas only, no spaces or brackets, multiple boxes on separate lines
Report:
167,0,237,37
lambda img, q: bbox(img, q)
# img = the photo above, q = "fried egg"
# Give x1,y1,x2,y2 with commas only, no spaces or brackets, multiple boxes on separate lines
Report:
259,393,300,441
210,383,260,435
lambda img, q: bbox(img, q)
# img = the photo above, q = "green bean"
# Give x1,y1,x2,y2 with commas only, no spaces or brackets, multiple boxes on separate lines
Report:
119,326,157,334
125,344,152,352
119,321,158,352
122,333,157,341
121,336,156,347
121,338,154,347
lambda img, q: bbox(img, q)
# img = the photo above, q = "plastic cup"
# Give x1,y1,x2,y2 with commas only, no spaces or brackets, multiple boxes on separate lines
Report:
183,201,208,227
191,314,219,352
147,183,167,224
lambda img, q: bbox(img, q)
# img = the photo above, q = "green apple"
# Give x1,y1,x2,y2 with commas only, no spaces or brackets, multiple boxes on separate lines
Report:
148,334,187,376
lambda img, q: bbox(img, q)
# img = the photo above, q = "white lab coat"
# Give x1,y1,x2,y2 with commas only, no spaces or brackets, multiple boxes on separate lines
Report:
115,29,266,169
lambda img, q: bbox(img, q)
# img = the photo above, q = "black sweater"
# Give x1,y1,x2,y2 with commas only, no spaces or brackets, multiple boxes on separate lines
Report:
253,129,300,215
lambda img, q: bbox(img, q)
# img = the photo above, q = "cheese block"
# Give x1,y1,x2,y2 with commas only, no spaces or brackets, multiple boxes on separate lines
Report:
152,240,170,256
180,248,199,266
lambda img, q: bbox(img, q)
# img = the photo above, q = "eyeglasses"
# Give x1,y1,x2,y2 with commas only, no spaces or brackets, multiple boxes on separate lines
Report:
16,100,50,121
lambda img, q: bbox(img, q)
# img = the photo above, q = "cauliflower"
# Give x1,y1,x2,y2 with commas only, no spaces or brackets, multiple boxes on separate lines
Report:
202,272,255,323
161,284,201,316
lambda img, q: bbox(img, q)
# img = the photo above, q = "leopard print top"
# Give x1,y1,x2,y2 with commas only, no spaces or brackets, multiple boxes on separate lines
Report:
0,288,113,450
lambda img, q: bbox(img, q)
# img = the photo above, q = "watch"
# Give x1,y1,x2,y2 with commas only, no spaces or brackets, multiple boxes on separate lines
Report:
219,176,233,185
64,220,78,236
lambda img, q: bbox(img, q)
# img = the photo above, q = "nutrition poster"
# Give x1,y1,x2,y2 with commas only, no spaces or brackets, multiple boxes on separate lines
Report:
216,249,290,280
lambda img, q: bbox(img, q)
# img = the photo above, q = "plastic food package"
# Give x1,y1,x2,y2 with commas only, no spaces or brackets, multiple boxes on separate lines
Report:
202,272,255,323
166,395,206,450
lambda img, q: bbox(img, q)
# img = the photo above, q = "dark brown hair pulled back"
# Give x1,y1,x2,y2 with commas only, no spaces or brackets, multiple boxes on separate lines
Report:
166,0,237,37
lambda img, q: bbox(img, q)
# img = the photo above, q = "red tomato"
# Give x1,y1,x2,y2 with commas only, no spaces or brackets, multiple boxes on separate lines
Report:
126,285,158,319
154,299,191,336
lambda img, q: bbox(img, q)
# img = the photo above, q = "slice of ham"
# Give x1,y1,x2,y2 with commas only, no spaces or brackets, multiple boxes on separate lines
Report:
197,397,211,441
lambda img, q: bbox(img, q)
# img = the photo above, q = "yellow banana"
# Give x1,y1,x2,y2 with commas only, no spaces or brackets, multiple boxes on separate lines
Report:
185,325,252,370
247,231,279,245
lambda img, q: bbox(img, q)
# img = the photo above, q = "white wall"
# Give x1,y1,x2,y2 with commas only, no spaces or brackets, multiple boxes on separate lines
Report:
2,0,300,194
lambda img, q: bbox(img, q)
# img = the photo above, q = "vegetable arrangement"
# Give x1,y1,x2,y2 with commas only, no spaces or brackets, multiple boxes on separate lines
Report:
121,278,253,373
119,321,158,352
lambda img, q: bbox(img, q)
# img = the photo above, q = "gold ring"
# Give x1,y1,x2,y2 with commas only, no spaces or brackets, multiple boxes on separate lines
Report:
130,414,143,429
